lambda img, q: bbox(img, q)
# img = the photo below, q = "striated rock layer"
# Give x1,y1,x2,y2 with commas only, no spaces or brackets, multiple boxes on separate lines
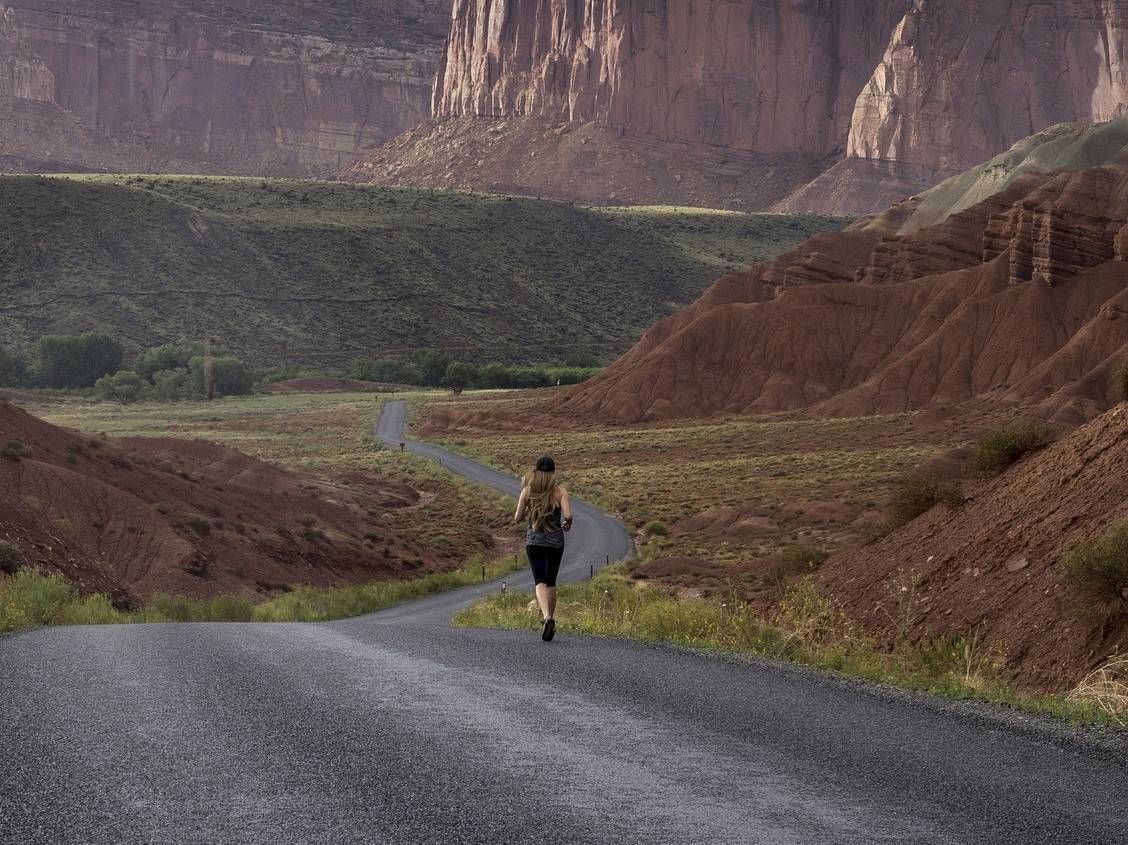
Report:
551,167,1128,425
0,1,449,175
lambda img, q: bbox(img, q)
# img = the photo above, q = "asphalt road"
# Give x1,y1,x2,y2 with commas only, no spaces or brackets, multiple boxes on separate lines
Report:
2,401,1126,844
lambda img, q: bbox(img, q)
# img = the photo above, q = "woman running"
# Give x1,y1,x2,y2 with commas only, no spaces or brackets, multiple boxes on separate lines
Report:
514,455,573,641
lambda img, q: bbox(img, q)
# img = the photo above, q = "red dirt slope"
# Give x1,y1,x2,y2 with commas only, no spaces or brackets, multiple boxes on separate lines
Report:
0,402,443,604
817,404,1128,691
553,168,1128,425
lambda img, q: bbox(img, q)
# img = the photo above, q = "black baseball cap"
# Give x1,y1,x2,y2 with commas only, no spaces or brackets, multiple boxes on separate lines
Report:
535,455,556,472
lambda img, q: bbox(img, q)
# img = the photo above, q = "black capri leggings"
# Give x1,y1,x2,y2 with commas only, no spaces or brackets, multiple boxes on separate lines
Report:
527,544,565,587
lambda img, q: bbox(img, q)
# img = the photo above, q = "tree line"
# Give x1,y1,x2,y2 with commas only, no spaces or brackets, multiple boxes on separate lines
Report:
0,334,253,402
0,335,601,402
350,349,601,393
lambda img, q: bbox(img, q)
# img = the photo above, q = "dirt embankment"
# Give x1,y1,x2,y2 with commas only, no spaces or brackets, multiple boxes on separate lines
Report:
819,405,1128,691
0,402,470,605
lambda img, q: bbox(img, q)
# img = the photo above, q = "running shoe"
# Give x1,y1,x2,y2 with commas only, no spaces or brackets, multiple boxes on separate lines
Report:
542,618,556,642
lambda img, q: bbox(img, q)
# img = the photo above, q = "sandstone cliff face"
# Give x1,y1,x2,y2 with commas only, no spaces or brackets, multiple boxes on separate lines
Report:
375,0,1128,213
847,0,1128,173
0,1,449,175
434,0,906,158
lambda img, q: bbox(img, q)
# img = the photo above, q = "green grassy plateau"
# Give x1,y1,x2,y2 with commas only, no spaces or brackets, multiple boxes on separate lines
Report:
0,175,844,366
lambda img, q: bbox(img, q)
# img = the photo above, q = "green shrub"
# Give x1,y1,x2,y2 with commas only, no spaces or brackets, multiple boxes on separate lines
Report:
151,368,191,400
1063,523,1128,612
94,370,148,404
52,593,127,626
134,340,207,381
889,475,965,528
34,332,124,388
0,540,24,574
0,569,77,632
972,420,1057,476
642,520,670,538
187,355,255,397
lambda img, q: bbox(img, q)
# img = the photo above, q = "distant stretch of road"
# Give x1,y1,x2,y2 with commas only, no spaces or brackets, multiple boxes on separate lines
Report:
1,401,1125,844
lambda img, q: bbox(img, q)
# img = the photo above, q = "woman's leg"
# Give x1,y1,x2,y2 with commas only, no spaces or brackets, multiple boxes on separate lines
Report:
535,583,553,621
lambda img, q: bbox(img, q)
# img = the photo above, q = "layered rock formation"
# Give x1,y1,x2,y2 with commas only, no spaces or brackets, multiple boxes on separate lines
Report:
359,0,1128,213
550,166,1128,424
0,1,449,175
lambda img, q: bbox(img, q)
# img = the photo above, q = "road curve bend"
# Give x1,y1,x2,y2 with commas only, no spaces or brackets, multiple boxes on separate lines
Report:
371,399,633,622
1,402,1126,845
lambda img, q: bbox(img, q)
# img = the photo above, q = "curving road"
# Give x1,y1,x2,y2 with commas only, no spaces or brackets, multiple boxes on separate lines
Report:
1,401,1126,844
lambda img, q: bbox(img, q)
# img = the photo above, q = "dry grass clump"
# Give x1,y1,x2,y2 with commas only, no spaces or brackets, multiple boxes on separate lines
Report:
1067,656,1128,725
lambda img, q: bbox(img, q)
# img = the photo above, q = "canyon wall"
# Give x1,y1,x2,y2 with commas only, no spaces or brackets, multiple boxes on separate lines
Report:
433,0,906,158
361,0,1128,213
0,1,450,175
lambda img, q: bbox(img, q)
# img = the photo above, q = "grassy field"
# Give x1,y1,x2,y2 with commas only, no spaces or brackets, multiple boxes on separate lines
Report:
417,392,973,568
26,391,519,567
0,174,845,367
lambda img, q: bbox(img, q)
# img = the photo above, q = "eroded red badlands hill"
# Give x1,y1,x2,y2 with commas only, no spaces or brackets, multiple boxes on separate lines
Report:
818,404,1128,690
0,402,449,603
553,168,1128,426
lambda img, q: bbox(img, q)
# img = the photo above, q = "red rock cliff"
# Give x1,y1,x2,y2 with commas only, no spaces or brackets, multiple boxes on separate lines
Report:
433,0,906,158
0,1,450,175
416,0,1128,213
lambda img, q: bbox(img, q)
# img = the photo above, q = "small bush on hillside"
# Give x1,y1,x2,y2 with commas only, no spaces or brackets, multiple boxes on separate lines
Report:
94,370,148,404
186,516,213,536
0,541,24,574
34,332,123,388
764,545,831,594
642,520,670,538
972,420,1057,476
2,440,29,462
1063,522,1128,613
888,475,965,529
1115,358,1128,402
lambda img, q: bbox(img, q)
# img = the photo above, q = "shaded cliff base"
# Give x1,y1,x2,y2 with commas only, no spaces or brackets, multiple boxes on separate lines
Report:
345,117,830,211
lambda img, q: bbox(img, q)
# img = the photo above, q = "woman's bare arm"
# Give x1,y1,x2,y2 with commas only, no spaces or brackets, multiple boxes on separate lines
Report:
514,486,529,523
559,486,573,530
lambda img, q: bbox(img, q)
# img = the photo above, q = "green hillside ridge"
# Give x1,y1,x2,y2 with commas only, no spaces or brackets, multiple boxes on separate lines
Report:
0,175,844,367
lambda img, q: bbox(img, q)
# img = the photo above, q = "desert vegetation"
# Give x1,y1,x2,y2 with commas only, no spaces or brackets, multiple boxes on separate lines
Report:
0,174,844,370
1063,522,1128,613
454,569,1120,724
887,474,965,529
420,391,977,565
971,420,1058,475
0,554,523,632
